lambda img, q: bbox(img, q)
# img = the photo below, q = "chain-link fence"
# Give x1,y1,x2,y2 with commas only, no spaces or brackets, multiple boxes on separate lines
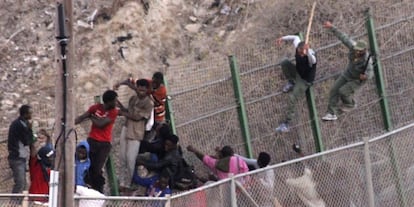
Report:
1,122,413,206
167,1,414,169
172,122,414,207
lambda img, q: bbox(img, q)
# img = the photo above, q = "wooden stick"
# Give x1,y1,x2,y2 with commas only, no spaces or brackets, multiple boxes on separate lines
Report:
305,2,317,44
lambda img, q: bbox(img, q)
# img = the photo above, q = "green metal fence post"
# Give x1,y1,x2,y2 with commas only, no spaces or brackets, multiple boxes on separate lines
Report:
365,9,392,130
305,89,324,152
105,154,119,196
228,55,253,158
163,78,177,135
366,8,406,207
298,32,324,152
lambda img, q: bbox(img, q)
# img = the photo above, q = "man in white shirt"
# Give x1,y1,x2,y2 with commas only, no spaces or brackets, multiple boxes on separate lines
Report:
236,152,276,207
274,35,317,133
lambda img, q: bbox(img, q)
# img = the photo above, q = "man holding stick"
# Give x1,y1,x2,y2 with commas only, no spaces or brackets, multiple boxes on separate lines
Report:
274,35,317,132
275,2,317,133
321,21,374,121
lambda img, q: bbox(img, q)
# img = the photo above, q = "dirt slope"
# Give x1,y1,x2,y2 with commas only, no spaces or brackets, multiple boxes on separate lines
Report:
0,0,281,124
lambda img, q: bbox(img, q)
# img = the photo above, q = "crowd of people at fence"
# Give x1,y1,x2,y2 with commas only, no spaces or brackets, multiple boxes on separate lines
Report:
6,71,273,206
6,19,373,206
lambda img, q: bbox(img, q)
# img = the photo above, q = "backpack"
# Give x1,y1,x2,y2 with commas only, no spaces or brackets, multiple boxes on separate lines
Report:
173,158,198,190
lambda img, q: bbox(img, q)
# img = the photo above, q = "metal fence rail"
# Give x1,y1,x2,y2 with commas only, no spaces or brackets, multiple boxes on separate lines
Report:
1,122,413,206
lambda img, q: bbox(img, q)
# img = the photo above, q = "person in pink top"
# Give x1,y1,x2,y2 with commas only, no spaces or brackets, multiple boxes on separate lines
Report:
186,145,248,180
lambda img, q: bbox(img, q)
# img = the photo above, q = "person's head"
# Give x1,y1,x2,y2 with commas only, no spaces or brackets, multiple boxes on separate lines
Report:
157,123,172,139
354,40,368,57
19,104,32,120
37,129,50,144
102,90,118,109
76,145,88,161
257,152,271,168
157,172,170,189
37,145,55,167
219,146,234,158
136,79,149,97
296,41,307,57
164,134,179,151
152,72,164,89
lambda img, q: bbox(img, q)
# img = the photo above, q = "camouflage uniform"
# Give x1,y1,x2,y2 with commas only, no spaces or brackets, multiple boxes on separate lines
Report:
326,27,374,115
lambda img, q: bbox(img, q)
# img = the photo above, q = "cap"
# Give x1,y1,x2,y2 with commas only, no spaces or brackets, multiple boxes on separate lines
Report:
37,145,54,160
354,40,367,50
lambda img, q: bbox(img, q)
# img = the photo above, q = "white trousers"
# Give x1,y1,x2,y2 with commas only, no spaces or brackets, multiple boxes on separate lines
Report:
119,126,141,188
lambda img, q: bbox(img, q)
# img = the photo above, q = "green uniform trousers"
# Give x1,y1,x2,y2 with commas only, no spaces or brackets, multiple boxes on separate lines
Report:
327,75,363,115
281,59,311,123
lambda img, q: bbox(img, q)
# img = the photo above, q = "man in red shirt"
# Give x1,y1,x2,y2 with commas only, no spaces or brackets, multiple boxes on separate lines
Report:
75,90,119,193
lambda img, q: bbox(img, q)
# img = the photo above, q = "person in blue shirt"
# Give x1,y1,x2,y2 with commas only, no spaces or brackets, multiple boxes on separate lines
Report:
147,174,172,197
75,141,91,187
146,174,172,207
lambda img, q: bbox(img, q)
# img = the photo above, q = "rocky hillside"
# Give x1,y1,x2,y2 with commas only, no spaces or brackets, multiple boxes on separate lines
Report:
0,0,377,133
0,0,285,129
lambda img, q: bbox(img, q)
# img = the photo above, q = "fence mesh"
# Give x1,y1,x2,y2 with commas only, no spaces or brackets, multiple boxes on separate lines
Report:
2,124,414,206
166,0,414,164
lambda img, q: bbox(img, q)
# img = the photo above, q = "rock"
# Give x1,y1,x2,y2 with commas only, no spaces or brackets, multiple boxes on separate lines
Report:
83,81,95,91
1,99,14,108
189,16,197,22
185,24,202,33
218,30,226,38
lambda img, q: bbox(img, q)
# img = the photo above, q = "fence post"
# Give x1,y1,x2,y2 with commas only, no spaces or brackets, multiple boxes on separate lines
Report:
298,32,324,152
21,191,28,207
230,174,237,207
228,55,253,158
163,78,177,135
165,195,171,207
49,170,59,207
363,137,375,207
365,8,407,207
365,9,392,130
305,88,324,152
105,155,119,196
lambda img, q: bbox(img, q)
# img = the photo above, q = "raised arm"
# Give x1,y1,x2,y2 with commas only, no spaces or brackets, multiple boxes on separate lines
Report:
113,78,137,91
187,145,205,161
323,21,354,49
275,35,302,48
